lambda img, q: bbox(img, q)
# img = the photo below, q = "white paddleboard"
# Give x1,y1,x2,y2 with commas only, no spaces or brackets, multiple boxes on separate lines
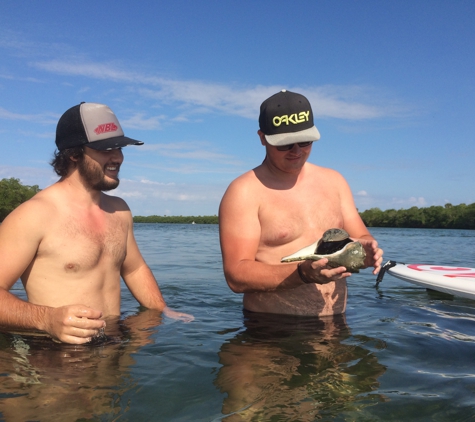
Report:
387,263,475,300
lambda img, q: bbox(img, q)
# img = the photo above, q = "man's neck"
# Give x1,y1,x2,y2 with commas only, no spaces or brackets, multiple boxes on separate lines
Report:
256,157,305,189
58,172,103,205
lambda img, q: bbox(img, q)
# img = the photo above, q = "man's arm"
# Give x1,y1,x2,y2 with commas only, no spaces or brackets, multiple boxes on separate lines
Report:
0,199,105,343
120,210,193,322
219,176,348,292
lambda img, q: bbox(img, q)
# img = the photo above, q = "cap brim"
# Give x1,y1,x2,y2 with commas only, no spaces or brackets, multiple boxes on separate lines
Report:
265,125,321,146
85,136,144,150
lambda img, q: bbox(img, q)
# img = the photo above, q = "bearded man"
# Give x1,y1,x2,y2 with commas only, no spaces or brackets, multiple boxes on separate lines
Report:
0,102,192,344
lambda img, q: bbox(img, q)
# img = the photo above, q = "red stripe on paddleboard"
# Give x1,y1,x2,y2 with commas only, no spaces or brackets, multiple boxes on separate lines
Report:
431,266,471,271
408,264,471,272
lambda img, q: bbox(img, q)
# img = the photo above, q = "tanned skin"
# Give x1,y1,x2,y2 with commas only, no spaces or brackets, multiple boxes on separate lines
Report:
0,147,192,344
219,131,383,316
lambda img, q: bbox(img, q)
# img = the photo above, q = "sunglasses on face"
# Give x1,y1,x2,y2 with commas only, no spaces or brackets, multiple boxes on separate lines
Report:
275,141,313,151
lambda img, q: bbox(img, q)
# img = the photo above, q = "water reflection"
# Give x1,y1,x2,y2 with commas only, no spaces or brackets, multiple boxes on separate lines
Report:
215,311,387,421
0,310,163,421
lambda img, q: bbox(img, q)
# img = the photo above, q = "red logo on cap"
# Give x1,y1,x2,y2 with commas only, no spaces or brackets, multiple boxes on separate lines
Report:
94,122,118,135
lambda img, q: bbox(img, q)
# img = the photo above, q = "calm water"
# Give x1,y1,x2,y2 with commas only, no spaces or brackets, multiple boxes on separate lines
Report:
1,225,475,421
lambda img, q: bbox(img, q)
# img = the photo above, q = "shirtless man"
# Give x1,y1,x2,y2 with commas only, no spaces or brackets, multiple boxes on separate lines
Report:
0,102,192,344
219,90,383,316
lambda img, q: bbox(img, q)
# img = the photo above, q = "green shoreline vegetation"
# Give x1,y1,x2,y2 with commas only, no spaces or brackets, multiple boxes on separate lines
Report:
1,178,474,229
133,215,219,224
133,203,475,230
359,203,475,230
0,178,41,222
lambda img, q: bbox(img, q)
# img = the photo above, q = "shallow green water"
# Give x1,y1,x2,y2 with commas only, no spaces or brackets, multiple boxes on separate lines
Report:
0,225,474,421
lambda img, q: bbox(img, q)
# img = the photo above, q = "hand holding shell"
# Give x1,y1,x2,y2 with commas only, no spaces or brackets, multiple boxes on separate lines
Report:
280,228,366,273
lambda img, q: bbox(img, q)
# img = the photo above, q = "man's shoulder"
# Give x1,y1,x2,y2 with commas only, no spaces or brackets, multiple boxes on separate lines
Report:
220,170,262,215
225,169,260,195
0,187,55,236
304,163,346,181
15,186,57,214
231,168,258,184
305,162,340,174
101,193,131,213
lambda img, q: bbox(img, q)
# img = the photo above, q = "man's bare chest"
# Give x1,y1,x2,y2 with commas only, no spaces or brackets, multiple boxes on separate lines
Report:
37,214,128,271
258,188,344,247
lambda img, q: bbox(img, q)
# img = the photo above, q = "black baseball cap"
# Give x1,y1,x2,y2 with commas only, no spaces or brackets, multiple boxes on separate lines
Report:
55,102,144,151
259,90,321,146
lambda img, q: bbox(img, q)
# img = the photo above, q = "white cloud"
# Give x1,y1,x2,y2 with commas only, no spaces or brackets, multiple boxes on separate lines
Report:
119,191,147,198
33,60,140,83
0,107,57,124
0,165,57,188
407,196,427,207
111,178,225,215
0,73,43,83
30,59,412,122
16,129,55,139
138,179,176,186
140,141,241,165
385,196,427,208
77,86,90,94
120,113,164,130
354,191,433,212
1,31,413,124
130,161,244,175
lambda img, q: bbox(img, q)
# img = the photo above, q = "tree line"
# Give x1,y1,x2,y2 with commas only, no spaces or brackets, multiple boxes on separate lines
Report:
135,203,475,229
1,178,473,229
133,215,219,224
0,178,41,222
359,203,475,230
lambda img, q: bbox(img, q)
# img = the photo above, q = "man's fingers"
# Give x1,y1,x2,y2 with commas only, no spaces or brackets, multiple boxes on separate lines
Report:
46,305,106,344
60,334,95,345
163,307,195,323
71,315,106,328
305,259,351,283
323,267,351,279
72,305,103,320
58,325,105,343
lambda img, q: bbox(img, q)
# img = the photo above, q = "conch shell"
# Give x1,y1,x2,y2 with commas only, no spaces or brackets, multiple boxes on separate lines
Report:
280,228,366,273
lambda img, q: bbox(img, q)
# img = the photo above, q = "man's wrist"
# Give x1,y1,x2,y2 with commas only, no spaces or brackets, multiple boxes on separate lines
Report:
297,262,314,284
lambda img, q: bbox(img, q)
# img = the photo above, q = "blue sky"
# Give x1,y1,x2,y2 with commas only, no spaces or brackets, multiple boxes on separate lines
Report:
1,1,474,216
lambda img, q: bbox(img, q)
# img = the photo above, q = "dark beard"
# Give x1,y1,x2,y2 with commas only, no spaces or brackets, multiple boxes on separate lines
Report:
77,156,120,192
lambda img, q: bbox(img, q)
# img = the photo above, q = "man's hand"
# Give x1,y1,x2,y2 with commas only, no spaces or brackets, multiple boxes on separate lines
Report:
298,259,351,284
162,307,194,323
356,238,384,275
44,305,106,344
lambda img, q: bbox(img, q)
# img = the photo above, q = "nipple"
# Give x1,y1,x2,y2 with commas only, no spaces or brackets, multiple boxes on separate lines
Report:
64,262,80,273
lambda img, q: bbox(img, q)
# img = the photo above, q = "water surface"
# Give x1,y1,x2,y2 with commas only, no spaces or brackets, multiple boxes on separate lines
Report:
1,225,474,421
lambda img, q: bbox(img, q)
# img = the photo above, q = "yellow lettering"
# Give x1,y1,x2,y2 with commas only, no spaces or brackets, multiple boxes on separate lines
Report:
272,110,311,127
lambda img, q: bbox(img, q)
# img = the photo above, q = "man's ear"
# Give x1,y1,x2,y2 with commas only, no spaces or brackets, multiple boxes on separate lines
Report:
257,130,267,146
